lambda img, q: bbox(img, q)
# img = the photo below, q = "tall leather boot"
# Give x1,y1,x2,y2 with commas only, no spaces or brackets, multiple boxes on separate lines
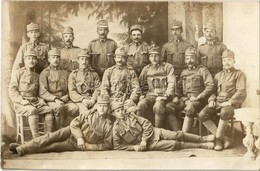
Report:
28,115,40,138
54,115,61,131
155,114,165,128
215,119,229,151
44,113,53,133
182,116,193,133
203,119,218,135
176,141,215,150
182,132,215,142
167,114,180,131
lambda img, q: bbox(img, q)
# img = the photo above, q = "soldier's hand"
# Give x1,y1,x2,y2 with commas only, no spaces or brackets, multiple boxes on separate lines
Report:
208,101,216,108
82,99,88,106
77,137,85,151
55,98,64,105
190,96,198,102
172,97,179,104
139,95,145,100
60,95,69,103
139,140,147,151
220,101,232,107
133,145,141,152
20,99,30,106
87,99,96,109
156,96,167,101
38,98,46,106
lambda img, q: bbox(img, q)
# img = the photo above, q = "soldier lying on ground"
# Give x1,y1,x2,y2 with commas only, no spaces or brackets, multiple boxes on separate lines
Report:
9,95,114,156
111,101,215,152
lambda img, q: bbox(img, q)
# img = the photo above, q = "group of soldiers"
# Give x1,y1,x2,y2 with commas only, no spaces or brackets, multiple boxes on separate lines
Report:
9,19,246,156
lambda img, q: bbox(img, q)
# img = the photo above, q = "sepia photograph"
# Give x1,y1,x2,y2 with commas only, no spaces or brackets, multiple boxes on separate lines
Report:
1,0,259,170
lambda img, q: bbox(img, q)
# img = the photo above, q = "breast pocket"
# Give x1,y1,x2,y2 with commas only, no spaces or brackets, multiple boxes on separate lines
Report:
91,53,101,67
107,53,115,66
48,77,58,92
120,130,137,144
86,128,103,144
192,75,203,88
177,51,185,65
166,52,173,63
212,56,222,68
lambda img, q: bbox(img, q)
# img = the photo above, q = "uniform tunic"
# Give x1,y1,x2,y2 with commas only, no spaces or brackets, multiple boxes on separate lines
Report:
126,42,149,76
88,38,117,77
16,110,113,155
101,65,141,102
13,41,49,74
60,45,81,72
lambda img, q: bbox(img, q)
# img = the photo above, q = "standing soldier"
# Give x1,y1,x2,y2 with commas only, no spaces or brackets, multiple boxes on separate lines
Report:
126,24,149,76
137,45,176,129
101,46,141,106
199,49,247,151
60,26,81,72
111,101,215,152
68,49,101,115
198,22,227,77
9,50,53,138
13,22,49,74
9,95,114,156
170,47,214,133
88,19,118,78
39,48,79,130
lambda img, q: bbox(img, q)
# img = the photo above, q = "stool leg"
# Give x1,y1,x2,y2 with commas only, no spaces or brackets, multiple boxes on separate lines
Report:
231,118,234,142
20,117,25,144
16,115,20,143
199,120,202,136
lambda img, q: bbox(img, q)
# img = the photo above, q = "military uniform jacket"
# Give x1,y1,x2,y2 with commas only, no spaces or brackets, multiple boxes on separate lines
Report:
39,66,69,102
161,38,191,75
68,68,101,103
88,38,117,75
126,42,149,75
60,45,81,72
208,67,247,107
70,109,113,150
101,65,141,102
113,113,154,151
198,40,227,74
13,41,49,73
139,62,175,97
180,65,214,99
9,67,39,104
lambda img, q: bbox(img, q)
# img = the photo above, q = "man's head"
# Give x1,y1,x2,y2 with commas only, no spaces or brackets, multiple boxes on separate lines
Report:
111,101,124,119
48,48,61,67
203,22,217,42
24,50,38,68
148,45,160,65
171,19,183,40
26,22,40,42
62,26,74,46
222,49,235,70
130,25,143,44
96,95,110,116
77,49,91,69
114,47,128,66
185,47,198,69
97,19,109,40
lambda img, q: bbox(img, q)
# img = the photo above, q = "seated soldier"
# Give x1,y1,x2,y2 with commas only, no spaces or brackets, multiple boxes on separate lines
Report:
39,48,79,130
68,49,101,115
9,95,113,156
9,50,53,138
111,101,215,152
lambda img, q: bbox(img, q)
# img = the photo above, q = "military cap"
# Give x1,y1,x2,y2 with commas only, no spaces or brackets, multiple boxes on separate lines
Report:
203,22,216,31
97,19,109,28
222,49,235,58
111,101,123,111
130,24,143,33
48,48,60,56
24,49,37,57
77,49,90,58
97,95,110,104
27,22,39,32
185,47,197,56
148,45,160,54
171,19,182,29
62,26,74,35
115,46,127,56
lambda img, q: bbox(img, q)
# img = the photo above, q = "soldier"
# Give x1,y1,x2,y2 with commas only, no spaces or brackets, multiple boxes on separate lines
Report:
12,22,49,74
137,45,176,129
170,47,214,133
111,101,215,152
101,46,141,106
199,49,247,151
9,50,53,138
60,26,81,72
198,22,227,76
39,48,79,130
68,49,101,115
126,24,149,76
88,19,118,78
9,95,113,156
